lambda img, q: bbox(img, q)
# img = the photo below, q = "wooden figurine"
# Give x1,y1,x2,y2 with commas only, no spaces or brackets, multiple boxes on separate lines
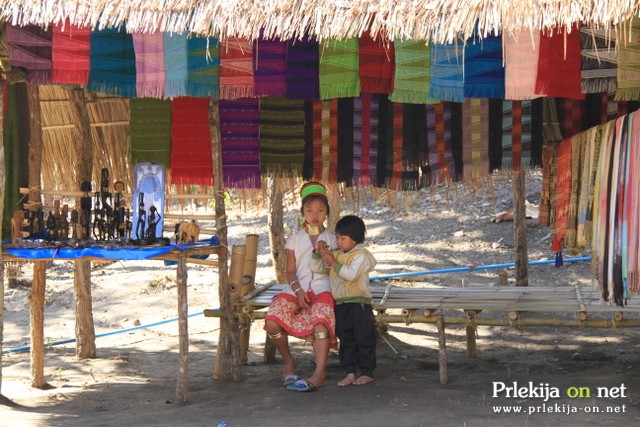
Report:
11,210,25,240
176,220,200,243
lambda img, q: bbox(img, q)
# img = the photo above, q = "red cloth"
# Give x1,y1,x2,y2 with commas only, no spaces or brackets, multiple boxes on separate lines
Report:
553,137,572,247
170,97,213,186
535,26,584,100
52,22,90,84
219,38,254,99
358,32,394,94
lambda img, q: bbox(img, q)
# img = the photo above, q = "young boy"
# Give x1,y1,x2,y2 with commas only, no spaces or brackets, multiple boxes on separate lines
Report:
312,215,377,386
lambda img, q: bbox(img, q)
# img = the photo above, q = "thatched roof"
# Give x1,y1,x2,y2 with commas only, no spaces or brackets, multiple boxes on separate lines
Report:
1,1,639,44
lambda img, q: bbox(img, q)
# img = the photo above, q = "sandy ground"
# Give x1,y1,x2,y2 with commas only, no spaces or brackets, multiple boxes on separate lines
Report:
2,173,640,426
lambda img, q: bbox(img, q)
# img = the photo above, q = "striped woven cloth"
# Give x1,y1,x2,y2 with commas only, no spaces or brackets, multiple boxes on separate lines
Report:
615,18,640,101
220,38,253,99
463,33,505,99
358,32,394,94
553,136,573,249
627,112,640,295
187,36,219,98
319,38,360,100
219,98,261,188
88,27,136,97
429,40,465,103
536,25,584,99
352,94,379,186
461,99,489,180
390,39,437,104
129,98,172,167
164,33,188,98
504,30,540,100
286,37,320,100
132,32,165,98
6,24,52,84
580,26,617,94
426,103,456,185
259,97,306,177
170,97,212,186
564,132,587,252
337,98,355,184
52,22,90,84
254,39,287,97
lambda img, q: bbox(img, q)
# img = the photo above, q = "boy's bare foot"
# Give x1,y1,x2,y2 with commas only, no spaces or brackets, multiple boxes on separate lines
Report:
353,375,374,385
337,373,357,387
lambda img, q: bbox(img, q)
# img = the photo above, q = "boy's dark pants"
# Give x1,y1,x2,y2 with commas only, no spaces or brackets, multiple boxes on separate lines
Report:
335,302,376,377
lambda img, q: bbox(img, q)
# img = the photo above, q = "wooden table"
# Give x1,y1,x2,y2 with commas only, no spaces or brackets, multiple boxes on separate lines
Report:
3,242,225,403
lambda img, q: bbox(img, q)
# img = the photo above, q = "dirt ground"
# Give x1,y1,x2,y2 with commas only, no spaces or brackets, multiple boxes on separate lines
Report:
2,173,640,426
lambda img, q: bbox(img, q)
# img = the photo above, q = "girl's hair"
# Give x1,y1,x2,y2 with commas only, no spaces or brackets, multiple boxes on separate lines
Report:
335,215,365,244
300,195,330,216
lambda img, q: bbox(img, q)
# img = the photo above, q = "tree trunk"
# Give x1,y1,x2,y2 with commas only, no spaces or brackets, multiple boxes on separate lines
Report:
513,170,529,286
209,98,241,381
268,178,286,283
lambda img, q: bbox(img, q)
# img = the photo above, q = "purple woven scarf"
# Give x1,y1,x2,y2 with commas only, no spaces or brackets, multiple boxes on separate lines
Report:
254,38,287,97
6,24,52,84
286,37,320,100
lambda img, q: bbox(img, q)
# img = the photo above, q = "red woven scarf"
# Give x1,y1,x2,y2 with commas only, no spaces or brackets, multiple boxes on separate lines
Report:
220,38,254,99
52,22,90,84
535,26,584,100
358,32,394,94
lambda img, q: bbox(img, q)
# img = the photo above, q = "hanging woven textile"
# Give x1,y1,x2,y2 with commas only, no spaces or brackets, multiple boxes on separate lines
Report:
429,39,465,103
337,98,355,184
254,38,287,97
286,37,320,100
376,95,393,187
219,98,261,188
328,99,339,183
461,99,489,180
310,101,324,180
6,24,52,84
389,102,404,190
615,18,640,101
576,125,602,248
552,136,573,253
133,32,166,99
88,27,136,98
170,97,212,186
627,112,640,295
219,38,253,99
302,101,315,181
164,32,188,98
426,103,456,186
353,94,378,186
610,117,629,305
129,98,172,167
504,30,540,100
564,133,587,252
319,38,360,100
580,26,617,94
52,21,90,84
556,98,587,139
358,32,394,94
463,32,505,99
401,103,424,190
259,97,305,177
390,39,437,104
535,25,584,100
187,35,219,98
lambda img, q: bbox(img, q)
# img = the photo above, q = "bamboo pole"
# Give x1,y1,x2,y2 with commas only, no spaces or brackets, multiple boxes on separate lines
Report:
437,316,448,385
176,252,189,404
29,260,47,388
239,235,259,364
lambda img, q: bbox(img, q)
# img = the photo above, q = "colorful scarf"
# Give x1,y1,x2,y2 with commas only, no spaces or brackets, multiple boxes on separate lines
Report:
312,101,324,181
353,94,378,186
429,40,465,103
553,136,573,248
461,98,489,180
426,103,456,185
319,38,360,100
390,39,437,104
463,33,505,99
219,38,253,99
389,102,404,190
328,99,339,183
163,32,188,98
6,24,52,84
627,112,640,294
187,36,219,98
337,98,355,184
536,26,584,99
129,98,172,167
218,98,261,188
376,95,393,187
254,39,287,97
170,97,212,186
577,125,602,248
556,98,586,139
564,132,586,252
539,143,556,226
302,101,315,181
259,97,306,177
615,18,640,101
133,32,166,98
400,103,423,190
504,30,540,100
580,26,617,94
51,22,90,84
358,32,394,94
88,27,136,98
286,37,320,100
487,100,503,171
448,102,464,181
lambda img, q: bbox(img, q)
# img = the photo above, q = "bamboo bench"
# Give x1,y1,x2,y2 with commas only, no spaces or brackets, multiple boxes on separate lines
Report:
204,283,640,384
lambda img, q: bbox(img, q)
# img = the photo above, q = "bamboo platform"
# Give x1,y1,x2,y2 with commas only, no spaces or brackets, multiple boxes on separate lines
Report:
204,283,640,385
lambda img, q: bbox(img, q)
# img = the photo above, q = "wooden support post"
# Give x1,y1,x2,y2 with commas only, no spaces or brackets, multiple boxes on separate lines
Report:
27,84,43,212
73,260,96,359
175,252,189,404
239,235,259,364
30,261,47,388
265,178,285,363
213,245,245,381
465,310,477,359
513,170,529,286
437,316,448,385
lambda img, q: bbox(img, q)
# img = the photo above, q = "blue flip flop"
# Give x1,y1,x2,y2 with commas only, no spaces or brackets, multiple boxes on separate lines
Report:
286,379,318,392
282,375,299,387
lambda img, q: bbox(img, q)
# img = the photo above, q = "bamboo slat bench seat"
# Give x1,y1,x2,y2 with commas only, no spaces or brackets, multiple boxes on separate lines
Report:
204,283,640,384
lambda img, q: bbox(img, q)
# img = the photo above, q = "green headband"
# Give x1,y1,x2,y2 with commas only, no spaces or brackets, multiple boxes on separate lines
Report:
301,183,327,200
